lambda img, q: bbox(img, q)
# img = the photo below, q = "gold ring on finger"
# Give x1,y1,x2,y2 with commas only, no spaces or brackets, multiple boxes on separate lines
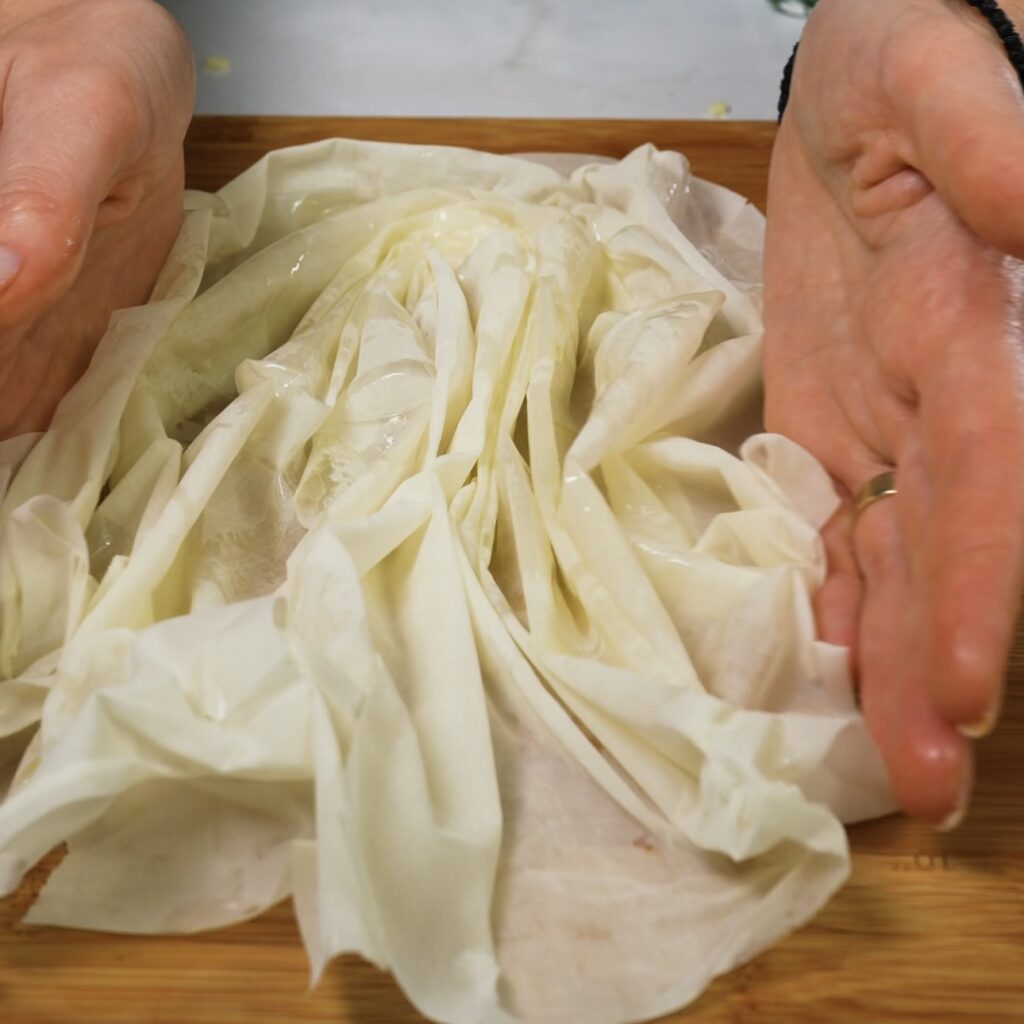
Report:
851,469,898,532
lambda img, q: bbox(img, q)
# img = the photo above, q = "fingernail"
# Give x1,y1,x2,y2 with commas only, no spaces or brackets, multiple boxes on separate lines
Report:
0,246,22,289
935,763,974,833
935,801,967,833
958,702,1000,740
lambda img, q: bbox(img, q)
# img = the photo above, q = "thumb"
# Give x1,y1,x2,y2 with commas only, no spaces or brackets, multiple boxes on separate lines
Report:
894,11,1024,256
0,66,140,328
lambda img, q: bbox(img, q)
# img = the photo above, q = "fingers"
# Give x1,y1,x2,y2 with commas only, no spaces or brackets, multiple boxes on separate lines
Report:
920,468,1024,734
892,14,1024,257
814,504,863,671
854,494,973,824
812,432,973,823
915,278,1024,731
0,62,144,329
888,660,974,827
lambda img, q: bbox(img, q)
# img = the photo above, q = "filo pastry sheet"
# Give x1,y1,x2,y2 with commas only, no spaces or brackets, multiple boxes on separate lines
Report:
0,140,893,1024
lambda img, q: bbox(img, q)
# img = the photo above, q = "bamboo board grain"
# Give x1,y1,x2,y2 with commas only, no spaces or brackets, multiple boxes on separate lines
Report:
2,117,1022,1024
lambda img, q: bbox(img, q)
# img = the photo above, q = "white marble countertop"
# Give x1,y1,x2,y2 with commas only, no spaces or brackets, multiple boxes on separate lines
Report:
160,0,805,120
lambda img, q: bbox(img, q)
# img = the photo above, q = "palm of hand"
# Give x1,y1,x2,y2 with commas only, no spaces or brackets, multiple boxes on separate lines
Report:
764,0,1024,822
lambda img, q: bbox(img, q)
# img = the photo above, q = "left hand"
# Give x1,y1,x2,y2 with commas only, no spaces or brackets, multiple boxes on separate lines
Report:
0,0,194,439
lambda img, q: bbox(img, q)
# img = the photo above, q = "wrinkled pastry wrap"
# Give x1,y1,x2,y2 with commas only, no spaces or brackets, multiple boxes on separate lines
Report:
0,140,893,1024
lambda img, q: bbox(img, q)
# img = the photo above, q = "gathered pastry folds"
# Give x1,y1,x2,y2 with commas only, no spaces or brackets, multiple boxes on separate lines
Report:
0,140,892,1024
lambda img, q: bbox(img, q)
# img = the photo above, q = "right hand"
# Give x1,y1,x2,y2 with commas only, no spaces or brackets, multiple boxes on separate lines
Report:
764,0,1024,823
0,0,194,439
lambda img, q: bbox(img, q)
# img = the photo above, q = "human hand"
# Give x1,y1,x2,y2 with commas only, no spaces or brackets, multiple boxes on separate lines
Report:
764,0,1024,824
0,0,193,438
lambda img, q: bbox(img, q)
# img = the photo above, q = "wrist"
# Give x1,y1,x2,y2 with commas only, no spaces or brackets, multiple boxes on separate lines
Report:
957,0,1024,92
1002,0,1024,24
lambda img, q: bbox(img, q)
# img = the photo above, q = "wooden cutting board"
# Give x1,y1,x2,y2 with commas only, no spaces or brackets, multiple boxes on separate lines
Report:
1,117,1022,1024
